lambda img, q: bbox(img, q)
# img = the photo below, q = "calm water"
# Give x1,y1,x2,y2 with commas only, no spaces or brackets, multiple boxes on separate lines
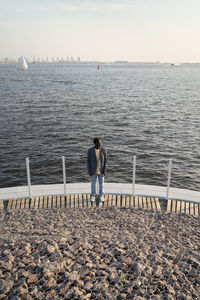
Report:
0,63,199,190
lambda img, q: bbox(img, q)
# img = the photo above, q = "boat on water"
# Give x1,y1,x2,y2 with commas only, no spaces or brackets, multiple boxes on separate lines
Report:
171,63,180,67
19,56,28,70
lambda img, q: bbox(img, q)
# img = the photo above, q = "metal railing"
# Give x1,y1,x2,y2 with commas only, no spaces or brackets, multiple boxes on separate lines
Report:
25,156,173,200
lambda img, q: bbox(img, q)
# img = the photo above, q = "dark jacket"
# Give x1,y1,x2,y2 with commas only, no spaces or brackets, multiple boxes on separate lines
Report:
87,146,107,176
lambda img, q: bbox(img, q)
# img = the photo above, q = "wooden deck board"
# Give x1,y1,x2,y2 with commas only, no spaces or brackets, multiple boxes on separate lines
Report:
34,197,39,209
56,196,61,208
116,195,121,208
135,196,139,209
43,196,48,209
7,200,12,210
185,202,190,215
16,199,21,210
3,193,199,217
155,197,161,211
172,200,176,213
146,197,151,210
194,204,199,216
143,197,147,210
30,197,35,209
151,198,156,211
176,200,181,213
138,196,143,209
121,195,126,208
167,200,171,212
181,201,185,213
190,203,194,215
130,196,134,208
25,198,30,209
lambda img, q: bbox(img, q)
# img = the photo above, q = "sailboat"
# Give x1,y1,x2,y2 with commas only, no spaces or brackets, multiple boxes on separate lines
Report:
19,56,28,70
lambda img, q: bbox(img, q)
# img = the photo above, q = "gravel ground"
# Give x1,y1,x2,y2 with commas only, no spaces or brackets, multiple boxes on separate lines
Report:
0,207,199,299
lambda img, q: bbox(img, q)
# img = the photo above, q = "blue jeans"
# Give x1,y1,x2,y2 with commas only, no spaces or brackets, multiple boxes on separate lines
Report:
91,174,104,197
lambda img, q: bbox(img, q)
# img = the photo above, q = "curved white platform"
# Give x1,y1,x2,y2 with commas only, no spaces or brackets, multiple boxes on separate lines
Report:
0,183,199,204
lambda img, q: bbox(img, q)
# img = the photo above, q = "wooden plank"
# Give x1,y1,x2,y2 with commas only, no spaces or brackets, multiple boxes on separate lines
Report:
146,197,151,210
176,201,181,213
34,196,39,209
7,200,12,210
181,201,185,214
69,194,74,208
25,198,30,209
12,199,17,210
155,197,161,211
151,197,156,211
20,198,25,209
121,195,126,208
143,197,147,210
78,194,83,207
60,196,65,208
108,194,112,207
43,196,48,209
103,194,108,207
47,196,52,208
194,204,199,216
135,196,139,209
172,200,176,213
112,195,117,207
130,196,134,208
52,196,56,209
0,200,3,210
38,196,43,209
57,196,61,208
16,199,21,210
87,194,91,207
125,196,129,208
190,203,194,215
66,194,71,208
167,200,171,212
185,202,190,215
30,197,35,209
116,195,121,208
82,194,87,208
138,196,143,209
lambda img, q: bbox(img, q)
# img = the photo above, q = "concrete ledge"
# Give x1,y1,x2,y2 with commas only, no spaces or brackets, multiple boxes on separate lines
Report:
0,183,199,204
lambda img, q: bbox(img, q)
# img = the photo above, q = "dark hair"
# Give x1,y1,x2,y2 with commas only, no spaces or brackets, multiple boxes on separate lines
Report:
93,137,100,144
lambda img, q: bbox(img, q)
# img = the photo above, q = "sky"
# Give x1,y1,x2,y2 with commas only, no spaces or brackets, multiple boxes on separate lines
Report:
0,0,200,62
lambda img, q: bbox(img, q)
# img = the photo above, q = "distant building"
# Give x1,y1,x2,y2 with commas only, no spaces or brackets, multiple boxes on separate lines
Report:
71,56,74,62
77,57,80,62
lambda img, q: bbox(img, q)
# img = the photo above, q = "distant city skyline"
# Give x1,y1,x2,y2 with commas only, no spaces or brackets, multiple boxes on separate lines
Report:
1,0,200,63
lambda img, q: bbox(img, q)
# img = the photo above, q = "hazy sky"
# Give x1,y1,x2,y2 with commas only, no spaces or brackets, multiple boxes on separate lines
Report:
1,0,200,62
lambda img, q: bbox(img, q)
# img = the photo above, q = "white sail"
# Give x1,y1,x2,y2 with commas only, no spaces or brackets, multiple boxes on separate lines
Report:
20,56,28,70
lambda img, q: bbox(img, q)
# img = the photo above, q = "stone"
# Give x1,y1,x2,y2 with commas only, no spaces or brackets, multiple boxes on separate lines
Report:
68,270,79,281
27,274,38,284
0,279,14,294
84,281,93,291
0,260,12,271
47,244,56,254
44,277,57,289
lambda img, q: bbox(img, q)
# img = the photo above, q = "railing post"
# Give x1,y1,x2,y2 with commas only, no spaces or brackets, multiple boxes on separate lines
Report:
26,158,32,198
132,156,136,196
166,159,172,199
62,156,67,196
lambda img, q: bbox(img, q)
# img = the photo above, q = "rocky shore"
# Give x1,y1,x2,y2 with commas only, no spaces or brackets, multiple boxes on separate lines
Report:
0,207,199,299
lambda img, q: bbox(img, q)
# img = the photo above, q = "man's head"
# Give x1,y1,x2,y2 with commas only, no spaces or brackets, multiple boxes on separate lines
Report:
93,137,102,149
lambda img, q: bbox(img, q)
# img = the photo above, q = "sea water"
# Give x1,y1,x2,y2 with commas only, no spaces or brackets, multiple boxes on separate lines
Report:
0,63,199,190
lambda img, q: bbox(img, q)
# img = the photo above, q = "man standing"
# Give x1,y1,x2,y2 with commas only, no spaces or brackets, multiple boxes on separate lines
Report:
87,138,107,202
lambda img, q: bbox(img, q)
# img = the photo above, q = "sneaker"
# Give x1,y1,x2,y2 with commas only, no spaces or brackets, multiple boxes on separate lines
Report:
91,196,95,202
100,196,104,202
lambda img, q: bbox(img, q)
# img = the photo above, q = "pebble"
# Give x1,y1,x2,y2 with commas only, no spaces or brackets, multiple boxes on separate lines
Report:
0,207,199,299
